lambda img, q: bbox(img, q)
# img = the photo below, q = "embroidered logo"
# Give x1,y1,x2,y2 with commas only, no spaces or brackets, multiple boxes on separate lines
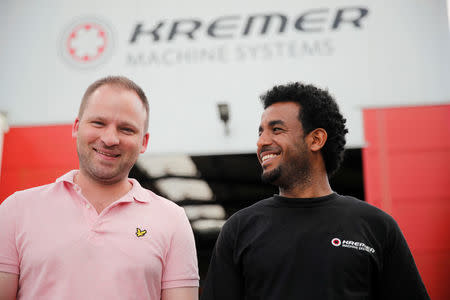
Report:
136,227,147,237
331,237,375,253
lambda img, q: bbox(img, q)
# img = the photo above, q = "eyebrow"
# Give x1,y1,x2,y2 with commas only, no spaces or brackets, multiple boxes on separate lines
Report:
268,120,285,127
259,120,286,133
89,116,139,130
118,121,139,130
87,116,107,123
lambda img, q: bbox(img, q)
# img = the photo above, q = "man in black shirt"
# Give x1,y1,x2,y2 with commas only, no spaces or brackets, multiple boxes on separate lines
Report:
201,82,429,299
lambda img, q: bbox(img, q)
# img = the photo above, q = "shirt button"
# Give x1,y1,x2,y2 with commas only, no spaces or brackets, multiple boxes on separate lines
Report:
86,204,91,209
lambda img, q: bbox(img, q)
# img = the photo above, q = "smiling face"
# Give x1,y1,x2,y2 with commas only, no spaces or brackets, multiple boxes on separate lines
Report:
72,84,149,185
257,102,311,189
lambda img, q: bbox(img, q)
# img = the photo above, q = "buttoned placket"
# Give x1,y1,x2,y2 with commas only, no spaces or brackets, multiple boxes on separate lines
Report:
72,184,106,244
71,183,135,244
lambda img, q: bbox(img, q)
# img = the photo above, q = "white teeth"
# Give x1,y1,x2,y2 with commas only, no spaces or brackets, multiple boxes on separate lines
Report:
97,150,117,157
261,154,278,162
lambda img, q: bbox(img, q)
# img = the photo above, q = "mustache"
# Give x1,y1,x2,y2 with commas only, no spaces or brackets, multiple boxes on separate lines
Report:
258,146,280,156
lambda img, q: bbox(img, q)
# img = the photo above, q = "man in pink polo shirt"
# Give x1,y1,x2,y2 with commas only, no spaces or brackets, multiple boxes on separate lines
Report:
0,76,199,299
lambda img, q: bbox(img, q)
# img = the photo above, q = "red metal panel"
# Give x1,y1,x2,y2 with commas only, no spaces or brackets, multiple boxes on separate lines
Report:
388,150,450,201
375,106,450,151
0,125,78,202
362,148,384,208
392,201,450,252
414,252,450,300
363,104,450,300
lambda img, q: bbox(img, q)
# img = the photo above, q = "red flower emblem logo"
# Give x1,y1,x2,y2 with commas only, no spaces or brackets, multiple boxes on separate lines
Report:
60,17,114,68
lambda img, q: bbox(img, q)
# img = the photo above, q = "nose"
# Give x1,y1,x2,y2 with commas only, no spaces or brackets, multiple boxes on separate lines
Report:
101,126,120,146
256,130,271,150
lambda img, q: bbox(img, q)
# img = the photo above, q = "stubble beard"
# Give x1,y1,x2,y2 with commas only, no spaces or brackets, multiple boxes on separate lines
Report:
260,150,312,192
77,146,132,185
261,166,282,185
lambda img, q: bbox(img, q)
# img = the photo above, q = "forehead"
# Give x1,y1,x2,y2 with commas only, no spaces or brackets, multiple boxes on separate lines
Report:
260,102,302,126
86,84,143,108
83,85,147,125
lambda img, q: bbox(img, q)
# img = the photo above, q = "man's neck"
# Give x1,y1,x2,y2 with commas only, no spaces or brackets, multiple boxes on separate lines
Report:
74,171,132,214
279,174,332,199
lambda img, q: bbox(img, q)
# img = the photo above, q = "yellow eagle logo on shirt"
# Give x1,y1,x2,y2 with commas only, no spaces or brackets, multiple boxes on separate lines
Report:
136,227,147,237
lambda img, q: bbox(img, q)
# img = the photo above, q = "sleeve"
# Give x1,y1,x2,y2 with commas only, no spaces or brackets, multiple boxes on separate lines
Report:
0,195,20,274
378,220,430,300
200,218,244,300
161,207,199,289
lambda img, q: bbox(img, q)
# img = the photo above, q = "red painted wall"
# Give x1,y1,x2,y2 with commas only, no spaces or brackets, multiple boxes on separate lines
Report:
0,125,78,202
363,105,450,299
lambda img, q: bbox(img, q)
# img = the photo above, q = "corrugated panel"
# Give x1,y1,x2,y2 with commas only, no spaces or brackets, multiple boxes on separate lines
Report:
0,125,78,202
363,104,450,300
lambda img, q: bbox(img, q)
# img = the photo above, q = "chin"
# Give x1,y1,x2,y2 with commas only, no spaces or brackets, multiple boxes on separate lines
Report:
261,167,282,185
87,167,124,183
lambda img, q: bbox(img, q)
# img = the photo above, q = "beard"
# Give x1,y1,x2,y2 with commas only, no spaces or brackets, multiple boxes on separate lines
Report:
260,149,311,190
261,165,282,184
76,143,136,185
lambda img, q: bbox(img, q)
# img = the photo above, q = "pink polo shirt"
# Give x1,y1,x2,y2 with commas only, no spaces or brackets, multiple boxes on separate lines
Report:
0,170,199,300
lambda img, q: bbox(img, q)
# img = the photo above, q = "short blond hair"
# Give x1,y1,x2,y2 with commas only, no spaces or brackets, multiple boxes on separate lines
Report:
78,76,149,132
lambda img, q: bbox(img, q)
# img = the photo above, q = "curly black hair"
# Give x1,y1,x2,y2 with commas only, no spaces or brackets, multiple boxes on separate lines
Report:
260,82,348,177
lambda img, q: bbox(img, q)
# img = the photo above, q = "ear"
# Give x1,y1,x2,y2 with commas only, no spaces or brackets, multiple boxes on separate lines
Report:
308,128,327,152
140,132,150,154
72,118,80,138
